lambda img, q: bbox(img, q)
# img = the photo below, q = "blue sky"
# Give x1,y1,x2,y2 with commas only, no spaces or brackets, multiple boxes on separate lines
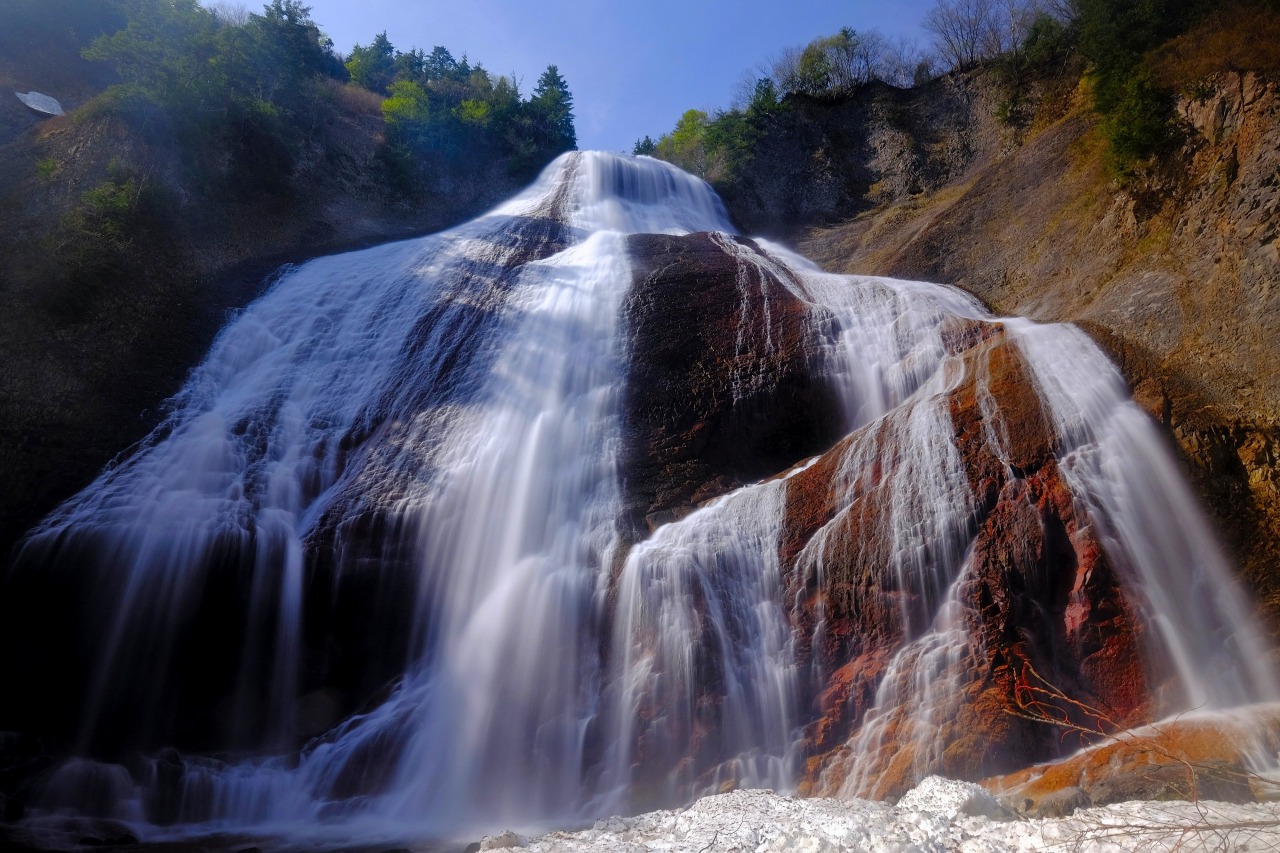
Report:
296,0,936,152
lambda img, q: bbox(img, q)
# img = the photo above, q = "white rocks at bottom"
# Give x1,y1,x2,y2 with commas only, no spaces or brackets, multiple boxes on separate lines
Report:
506,776,1280,852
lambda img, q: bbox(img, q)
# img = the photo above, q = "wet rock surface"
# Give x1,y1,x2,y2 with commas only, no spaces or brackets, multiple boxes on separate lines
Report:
620,232,843,537
984,704,1280,814
780,331,1153,796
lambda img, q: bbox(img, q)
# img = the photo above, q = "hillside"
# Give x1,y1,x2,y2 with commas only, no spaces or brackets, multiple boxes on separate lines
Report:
800,68,1280,612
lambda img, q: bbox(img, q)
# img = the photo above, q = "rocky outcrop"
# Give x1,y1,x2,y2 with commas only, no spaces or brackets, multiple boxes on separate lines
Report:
713,72,1021,237
620,232,843,536
984,704,1280,813
783,70,1280,640
780,330,1152,798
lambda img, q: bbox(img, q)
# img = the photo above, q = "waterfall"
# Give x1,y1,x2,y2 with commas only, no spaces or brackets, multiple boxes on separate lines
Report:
4,151,1276,846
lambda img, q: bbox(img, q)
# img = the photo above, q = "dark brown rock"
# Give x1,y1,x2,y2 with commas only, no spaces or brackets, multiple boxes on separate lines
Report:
620,232,844,539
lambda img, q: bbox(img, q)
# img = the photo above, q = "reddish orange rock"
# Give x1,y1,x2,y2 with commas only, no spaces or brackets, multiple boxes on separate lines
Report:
781,330,1158,796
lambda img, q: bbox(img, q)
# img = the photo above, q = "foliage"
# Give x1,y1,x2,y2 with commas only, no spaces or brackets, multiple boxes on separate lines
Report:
1021,13,1074,71
653,109,708,175
79,0,348,193
531,64,576,154
769,26,929,96
1099,66,1177,176
342,28,577,183
345,32,395,91
35,158,60,182
1074,0,1214,176
382,80,431,137
75,0,576,195
633,135,658,156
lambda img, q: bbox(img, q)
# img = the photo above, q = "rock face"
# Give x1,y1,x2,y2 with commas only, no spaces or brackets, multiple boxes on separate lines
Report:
786,70,1280,638
618,232,1163,800
620,232,843,536
711,72,1021,237
778,330,1150,798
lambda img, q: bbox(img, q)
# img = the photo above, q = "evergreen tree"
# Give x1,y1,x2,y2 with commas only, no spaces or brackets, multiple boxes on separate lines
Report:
425,45,458,80
531,64,576,152
346,31,395,91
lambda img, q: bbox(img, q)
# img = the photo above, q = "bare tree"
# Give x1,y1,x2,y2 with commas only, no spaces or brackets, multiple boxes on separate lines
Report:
925,0,998,69
850,28,890,86
730,64,773,111
883,35,935,87
925,0,1055,70
1043,0,1079,22
769,44,805,94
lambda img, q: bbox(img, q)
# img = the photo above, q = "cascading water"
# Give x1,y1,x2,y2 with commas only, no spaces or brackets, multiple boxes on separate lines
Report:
3,151,1277,846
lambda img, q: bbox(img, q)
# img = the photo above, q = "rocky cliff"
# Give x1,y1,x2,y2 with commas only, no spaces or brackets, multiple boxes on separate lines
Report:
710,68,1280,638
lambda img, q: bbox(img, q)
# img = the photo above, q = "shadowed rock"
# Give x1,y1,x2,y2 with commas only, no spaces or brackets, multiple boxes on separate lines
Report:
620,231,843,539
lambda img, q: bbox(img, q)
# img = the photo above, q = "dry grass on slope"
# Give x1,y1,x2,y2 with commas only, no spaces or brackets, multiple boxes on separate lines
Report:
1152,1,1280,88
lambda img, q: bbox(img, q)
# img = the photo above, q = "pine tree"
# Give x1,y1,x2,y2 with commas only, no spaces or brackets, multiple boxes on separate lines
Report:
346,31,395,92
531,64,576,152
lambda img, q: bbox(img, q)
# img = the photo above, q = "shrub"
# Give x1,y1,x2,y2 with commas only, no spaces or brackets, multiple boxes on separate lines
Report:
1101,67,1177,176
35,158,60,182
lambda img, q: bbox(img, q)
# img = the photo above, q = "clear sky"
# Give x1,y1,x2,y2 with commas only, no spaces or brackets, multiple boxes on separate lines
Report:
295,0,936,152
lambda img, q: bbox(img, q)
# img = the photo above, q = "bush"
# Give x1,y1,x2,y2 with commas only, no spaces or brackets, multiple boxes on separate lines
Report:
1102,67,1177,176
35,158,60,182
1075,0,1215,178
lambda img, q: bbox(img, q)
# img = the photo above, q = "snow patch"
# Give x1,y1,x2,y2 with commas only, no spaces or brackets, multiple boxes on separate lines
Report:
512,779,1280,852
894,775,1004,820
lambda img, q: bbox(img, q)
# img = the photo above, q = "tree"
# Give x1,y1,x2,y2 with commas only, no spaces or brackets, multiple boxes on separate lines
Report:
796,39,834,94
237,0,345,103
654,108,709,175
925,0,1056,70
772,27,891,98
424,45,458,80
83,0,223,108
746,78,780,115
346,31,395,91
633,135,657,156
925,0,998,68
382,80,430,135
530,64,576,153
